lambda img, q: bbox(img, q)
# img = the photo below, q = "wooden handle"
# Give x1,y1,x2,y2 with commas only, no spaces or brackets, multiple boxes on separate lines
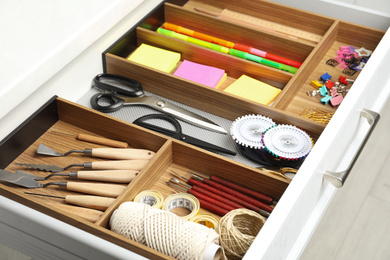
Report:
77,134,129,148
46,202,103,223
210,175,273,204
91,148,155,160
90,160,149,171
197,197,229,217
203,178,274,213
64,195,116,211
66,182,127,197
76,170,138,183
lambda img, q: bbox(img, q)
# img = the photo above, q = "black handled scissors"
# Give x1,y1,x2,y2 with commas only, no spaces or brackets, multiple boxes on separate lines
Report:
133,113,236,156
90,73,227,134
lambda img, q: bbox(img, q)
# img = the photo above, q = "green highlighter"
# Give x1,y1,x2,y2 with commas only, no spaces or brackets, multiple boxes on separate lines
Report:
157,28,229,54
229,49,297,74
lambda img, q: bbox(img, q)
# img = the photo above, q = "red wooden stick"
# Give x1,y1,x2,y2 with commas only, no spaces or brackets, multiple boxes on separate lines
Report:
200,178,274,212
191,185,244,209
187,189,235,212
210,175,273,204
197,197,230,216
188,178,273,213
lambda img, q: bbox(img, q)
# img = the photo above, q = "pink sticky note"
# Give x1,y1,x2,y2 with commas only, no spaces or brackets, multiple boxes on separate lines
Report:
173,60,226,88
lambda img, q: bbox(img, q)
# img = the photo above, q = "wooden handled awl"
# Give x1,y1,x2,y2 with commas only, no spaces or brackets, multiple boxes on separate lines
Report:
27,192,116,211
50,131,129,148
37,144,155,160
17,159,150,172
69,169,138,183
77,134,129,148
57,182,127,197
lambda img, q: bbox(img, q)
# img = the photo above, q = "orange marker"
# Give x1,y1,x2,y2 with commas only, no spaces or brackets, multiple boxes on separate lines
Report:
163,22,235,48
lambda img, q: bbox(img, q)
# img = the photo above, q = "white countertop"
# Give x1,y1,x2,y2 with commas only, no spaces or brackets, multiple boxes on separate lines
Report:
0,0,143,123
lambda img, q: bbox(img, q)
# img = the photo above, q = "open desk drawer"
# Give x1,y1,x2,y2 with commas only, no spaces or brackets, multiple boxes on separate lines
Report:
0,97,289,259
100,0,390,259
0,0,389,259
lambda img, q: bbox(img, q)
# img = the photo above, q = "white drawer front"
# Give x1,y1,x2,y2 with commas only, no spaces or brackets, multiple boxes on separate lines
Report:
245,27,390,260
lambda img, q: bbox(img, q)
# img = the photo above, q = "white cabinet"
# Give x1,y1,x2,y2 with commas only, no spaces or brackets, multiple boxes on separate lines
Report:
0,0,389,259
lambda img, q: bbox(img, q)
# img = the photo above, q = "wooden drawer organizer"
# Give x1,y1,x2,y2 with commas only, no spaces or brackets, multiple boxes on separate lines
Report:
104,0,385,139
0,0,386,259
0,97,288,259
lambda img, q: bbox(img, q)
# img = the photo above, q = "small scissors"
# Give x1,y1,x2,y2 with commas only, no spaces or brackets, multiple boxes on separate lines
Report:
90,73,227,134
133,113,236,156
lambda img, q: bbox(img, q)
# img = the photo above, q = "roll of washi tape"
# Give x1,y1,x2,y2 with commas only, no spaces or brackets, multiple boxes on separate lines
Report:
162,193,200,220
189,213,219,231
134,190,164,209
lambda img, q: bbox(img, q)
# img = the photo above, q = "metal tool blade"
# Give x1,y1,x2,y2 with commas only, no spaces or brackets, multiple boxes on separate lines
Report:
37,144,84,157
129,96,228,134
37,144,65,156
15,170,45,180
162,106,227,134
0,170,43,188
16,163,65,172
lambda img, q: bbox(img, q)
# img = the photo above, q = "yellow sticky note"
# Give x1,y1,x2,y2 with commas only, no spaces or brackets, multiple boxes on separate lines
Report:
127,44,181,73
224,75,281,105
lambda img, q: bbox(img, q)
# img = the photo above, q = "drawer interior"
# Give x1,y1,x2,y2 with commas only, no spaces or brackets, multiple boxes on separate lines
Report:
0,97,289,259
105,0,384,132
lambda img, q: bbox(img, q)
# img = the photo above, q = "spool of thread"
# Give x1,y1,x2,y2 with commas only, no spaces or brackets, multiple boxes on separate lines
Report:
162,193,200,220
218,209,266,259
134,190,164,209
110,202,221,260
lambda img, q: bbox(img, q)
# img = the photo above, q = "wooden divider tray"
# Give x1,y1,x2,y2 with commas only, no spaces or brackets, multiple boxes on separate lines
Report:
0,97,289,259
104,0,384,135
1,0,386,258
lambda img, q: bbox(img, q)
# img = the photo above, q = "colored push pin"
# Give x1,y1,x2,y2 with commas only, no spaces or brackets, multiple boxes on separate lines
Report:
339,75,348,85
325,80,335,90
319,85,328,96
311,80,323,89
320,73,332,82
321,95,332,105
330,95,344,106
330,88,338,97
355,47,372,57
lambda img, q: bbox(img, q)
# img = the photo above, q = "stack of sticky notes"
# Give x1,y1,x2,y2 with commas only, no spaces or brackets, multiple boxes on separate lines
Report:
127,43,181,73
173,60,227,88
224,75,281,105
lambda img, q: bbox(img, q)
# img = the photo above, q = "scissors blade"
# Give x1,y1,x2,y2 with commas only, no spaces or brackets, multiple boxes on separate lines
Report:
160,104,227,135
121,95,227,134
179,134,236,156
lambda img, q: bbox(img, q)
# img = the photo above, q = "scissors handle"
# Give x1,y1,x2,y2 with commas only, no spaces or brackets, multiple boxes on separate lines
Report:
133,114,182,137
92,73,144,97
90,92,126,113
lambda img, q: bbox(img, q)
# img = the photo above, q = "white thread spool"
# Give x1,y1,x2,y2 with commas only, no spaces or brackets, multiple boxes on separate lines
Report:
110,202,221,260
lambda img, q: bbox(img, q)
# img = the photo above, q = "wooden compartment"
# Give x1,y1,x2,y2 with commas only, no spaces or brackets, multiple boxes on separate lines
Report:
0,97,289,259
1,0,386,259
104,0,385,133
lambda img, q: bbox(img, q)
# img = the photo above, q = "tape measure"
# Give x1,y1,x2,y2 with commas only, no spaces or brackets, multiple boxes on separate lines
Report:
189,213,219,231
162,193,200,220
134,190,164,209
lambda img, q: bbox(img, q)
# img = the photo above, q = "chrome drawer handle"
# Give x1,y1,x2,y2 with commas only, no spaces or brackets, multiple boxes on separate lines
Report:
323,108,380,188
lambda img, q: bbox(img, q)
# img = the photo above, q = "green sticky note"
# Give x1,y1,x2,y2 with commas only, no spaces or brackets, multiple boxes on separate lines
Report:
224,75,281,105
127,44,181,73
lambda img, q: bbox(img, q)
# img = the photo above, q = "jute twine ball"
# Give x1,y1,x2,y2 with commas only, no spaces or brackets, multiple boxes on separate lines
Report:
218,209,266,259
